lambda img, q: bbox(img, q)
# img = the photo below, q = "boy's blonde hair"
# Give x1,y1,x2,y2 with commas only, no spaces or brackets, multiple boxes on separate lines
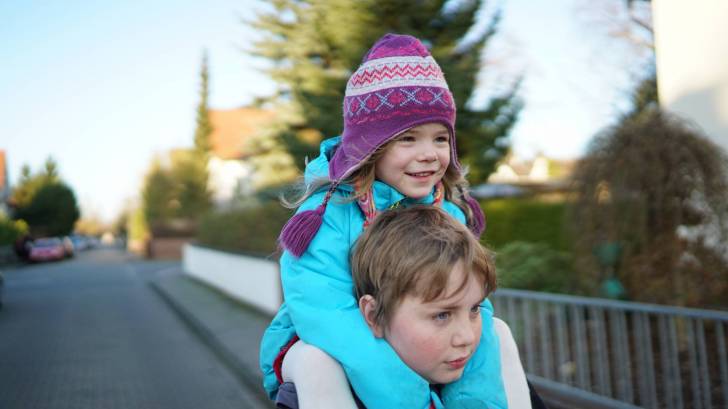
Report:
351,206,496,328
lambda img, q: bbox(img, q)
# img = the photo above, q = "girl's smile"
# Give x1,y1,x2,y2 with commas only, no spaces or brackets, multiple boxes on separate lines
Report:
375,122,451,199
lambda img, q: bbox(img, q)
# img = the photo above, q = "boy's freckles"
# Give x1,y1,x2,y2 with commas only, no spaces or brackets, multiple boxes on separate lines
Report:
381,261,484,384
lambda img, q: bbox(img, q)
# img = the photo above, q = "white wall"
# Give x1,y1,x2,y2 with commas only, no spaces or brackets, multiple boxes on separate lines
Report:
653,0,728,151
207,156,253,204
183,244,281,315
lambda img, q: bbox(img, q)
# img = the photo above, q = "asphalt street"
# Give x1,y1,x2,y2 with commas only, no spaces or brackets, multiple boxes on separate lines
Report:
0,248,267,409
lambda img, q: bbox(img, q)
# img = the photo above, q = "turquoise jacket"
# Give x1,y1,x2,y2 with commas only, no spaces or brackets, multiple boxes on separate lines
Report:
260,137,507,409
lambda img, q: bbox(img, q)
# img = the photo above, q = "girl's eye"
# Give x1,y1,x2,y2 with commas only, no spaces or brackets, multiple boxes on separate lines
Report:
470,305,482,315
398,135,416,143
434,311,451,321
435,135,449,143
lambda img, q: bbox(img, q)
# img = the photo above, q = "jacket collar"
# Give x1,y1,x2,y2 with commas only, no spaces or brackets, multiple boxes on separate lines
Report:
369,181,435,210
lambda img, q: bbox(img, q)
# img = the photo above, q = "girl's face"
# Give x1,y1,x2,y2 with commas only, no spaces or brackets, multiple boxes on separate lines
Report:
374,122,450,199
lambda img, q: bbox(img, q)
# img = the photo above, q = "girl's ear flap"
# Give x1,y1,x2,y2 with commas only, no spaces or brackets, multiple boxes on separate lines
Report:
358,295,384,338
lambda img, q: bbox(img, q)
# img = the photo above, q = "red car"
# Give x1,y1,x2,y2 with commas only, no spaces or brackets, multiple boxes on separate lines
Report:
29,238,66,262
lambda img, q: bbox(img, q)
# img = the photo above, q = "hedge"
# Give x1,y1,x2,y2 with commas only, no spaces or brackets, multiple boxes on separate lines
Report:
196,201,292,257
480,197,571,252
495,241,578,294
196,196,572,263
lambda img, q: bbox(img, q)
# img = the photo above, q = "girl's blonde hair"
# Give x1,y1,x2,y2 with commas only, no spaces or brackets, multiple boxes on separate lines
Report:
282,138,476,225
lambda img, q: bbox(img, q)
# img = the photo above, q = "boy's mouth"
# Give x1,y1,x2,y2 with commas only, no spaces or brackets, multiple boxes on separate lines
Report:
446,356,469,369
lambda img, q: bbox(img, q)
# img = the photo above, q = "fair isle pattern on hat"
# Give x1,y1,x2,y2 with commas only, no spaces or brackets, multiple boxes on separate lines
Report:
346,56,449,96
345,86,453,124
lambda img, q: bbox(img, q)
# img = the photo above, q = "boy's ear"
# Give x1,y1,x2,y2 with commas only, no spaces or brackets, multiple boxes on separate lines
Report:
358,295,384,338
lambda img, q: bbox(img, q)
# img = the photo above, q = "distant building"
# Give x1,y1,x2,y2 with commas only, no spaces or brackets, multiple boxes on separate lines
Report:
653,0,728,152
206,107,276,205
144,108,276,259
474,153,576,199
487,153,575,186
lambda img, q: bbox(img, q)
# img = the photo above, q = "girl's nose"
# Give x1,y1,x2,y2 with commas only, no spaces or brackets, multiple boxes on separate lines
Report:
417,144,437,162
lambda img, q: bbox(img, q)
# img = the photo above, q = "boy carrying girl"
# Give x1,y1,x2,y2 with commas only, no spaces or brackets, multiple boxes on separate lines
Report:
277,206,539,408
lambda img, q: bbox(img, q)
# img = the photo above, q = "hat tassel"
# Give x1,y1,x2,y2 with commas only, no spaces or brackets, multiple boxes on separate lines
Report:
278,185,336,258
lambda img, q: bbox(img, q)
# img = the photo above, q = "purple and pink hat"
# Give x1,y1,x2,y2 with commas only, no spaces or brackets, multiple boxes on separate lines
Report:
329,33,460,181
280,33,484,257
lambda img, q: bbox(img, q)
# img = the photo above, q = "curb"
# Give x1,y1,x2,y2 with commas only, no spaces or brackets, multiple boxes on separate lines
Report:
150,279,273,408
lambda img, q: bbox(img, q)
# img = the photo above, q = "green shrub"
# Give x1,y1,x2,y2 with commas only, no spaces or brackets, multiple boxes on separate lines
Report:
481,197,570,252
0,216,28,246
196,201,292,257
495,241,577,294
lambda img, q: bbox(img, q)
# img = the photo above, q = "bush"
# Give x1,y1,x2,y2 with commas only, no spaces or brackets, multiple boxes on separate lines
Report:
568,109,728,307
0,216,28,246
14,182,79,237
196,200,292,257
481,197,570,252
495,241,577,294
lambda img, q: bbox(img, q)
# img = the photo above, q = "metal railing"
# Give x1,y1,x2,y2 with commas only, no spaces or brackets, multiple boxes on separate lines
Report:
491,289,728,409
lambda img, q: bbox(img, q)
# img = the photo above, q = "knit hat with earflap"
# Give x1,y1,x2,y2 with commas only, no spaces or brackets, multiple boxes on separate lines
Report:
279,33,485,257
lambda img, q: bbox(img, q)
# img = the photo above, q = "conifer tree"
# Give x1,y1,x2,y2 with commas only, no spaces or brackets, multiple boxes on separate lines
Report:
194,51,213,156
249,0,521,183
178,51,213,217
141,158,176,227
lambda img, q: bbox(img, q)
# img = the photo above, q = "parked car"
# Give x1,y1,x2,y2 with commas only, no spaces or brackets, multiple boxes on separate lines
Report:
28,238,66,262
70,235,85,251
61,236,74,258
69,234,94,251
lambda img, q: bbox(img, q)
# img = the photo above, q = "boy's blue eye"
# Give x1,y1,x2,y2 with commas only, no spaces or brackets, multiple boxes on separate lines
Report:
434,311,450,321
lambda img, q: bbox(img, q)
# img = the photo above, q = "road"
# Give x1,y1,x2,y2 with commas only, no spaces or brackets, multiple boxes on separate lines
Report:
0,248,265,409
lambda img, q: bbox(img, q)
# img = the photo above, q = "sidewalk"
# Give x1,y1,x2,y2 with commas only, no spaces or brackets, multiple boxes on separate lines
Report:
150,270,275,409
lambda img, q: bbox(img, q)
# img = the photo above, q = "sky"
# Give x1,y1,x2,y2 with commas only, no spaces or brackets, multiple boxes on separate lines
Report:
1,0,651,223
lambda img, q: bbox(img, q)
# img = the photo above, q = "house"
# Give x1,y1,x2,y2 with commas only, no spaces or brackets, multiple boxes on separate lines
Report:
475,153,576,199
487,153,575,186
653,1,728,153
206,107,276,205
142,107,276,259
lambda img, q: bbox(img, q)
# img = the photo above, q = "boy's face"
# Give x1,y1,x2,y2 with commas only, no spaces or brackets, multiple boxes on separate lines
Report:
361,260,485,384
374,122,450,199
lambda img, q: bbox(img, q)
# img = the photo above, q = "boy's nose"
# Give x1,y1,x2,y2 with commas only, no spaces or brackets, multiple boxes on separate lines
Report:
452,321,478,347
